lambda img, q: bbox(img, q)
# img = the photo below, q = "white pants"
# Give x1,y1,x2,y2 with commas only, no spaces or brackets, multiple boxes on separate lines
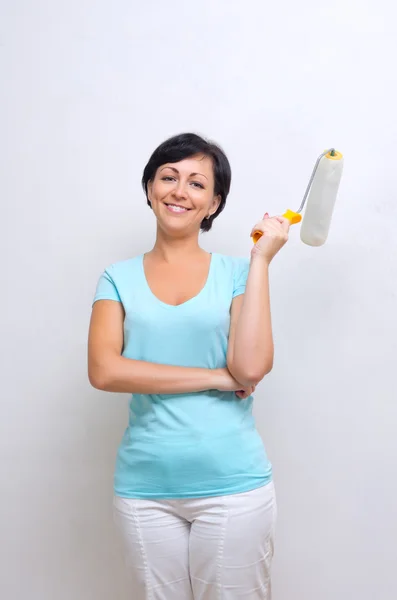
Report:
113,482,277,599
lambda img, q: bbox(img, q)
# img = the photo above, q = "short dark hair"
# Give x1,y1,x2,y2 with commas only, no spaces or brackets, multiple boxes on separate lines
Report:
141,133,231,232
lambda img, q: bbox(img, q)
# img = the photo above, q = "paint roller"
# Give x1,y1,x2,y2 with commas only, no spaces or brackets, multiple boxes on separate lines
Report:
252,148,344,246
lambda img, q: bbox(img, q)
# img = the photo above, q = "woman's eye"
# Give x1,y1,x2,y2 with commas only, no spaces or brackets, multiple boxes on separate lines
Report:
191,182,204,189
162,176,175,182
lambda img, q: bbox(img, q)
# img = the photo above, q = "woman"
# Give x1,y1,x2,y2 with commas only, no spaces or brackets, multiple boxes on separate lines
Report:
88,132,289,599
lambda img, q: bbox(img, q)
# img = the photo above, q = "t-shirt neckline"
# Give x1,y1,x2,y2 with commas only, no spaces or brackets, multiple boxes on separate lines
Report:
140,252,216,310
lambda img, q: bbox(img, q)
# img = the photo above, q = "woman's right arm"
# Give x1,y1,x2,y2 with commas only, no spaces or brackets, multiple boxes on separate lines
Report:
88,300,242,395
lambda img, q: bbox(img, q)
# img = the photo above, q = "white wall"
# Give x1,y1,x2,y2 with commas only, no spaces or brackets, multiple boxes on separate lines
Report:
1,1,396,599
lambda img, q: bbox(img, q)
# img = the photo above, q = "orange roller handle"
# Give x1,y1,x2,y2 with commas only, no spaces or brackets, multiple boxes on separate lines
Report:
251,209,302,243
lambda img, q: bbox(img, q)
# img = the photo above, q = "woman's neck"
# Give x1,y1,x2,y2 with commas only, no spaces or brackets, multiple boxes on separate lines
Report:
149,229,208,264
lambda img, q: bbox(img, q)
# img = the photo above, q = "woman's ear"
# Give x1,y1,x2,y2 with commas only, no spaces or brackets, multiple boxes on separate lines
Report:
147,181,153,205
208,195,221,217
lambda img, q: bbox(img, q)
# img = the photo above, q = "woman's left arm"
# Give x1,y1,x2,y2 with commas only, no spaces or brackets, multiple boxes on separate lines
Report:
227,215,290,387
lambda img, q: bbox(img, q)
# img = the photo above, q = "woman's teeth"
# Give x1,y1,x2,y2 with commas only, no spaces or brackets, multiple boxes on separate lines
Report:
166,204,189,213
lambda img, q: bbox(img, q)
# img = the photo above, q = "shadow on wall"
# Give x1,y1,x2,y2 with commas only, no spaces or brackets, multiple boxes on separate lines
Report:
63,378,130,599
21,367,131,599
271,246,354,362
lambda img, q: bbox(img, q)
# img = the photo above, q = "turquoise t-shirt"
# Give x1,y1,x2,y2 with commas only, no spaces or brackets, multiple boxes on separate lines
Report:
93,252,272,499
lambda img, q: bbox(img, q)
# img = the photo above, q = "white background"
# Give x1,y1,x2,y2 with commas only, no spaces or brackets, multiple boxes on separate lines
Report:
1,1,397,599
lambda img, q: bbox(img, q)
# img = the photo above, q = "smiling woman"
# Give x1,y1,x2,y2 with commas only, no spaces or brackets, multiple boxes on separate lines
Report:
142,133,231,232
146,156,219,239
87,132,290,600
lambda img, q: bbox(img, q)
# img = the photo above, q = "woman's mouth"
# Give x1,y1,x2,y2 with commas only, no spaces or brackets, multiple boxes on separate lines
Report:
165,204,190,214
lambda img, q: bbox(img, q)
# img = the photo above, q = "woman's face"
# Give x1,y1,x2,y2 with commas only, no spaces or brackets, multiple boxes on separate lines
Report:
148,154,220,237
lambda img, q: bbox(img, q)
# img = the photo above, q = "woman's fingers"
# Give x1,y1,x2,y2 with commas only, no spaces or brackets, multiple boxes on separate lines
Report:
274,215,290,231
251,215,288,237
236,385,256,399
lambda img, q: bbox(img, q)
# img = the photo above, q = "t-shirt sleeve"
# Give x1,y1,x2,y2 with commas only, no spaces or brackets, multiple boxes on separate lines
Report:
93,266,121,304
232,257,250,298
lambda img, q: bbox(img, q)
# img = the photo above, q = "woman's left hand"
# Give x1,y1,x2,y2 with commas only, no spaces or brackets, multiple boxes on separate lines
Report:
236,385,256,399
251,213,290,264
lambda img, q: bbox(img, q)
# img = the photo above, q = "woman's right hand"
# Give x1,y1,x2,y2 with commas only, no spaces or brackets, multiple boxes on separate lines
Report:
251,213,289,264
216,368,256,398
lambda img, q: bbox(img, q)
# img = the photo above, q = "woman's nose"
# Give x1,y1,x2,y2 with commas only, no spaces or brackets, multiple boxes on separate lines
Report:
174,183,188,200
